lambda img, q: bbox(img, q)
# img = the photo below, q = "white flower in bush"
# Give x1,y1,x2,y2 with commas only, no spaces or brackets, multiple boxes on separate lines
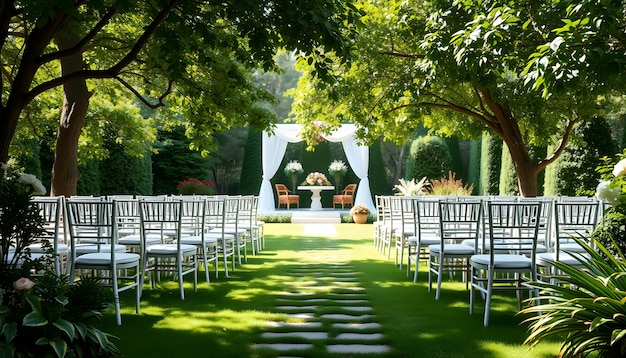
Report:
18,173,47,195
328,160,347,175
613,159,626,177
596,180,621,205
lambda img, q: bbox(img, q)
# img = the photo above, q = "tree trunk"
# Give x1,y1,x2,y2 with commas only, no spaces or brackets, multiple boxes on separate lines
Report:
51,31,91,196
505,139,539,197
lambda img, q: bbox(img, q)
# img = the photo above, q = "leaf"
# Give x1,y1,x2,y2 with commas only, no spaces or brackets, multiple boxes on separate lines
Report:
23,311,48,327
549,36,564,52
1,323,16,343
49,337,68,358
53,318,76,340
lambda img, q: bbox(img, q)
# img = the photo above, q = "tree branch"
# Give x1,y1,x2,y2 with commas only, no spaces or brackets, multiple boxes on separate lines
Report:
537,117,578,171
23,0,180,106
38,6,117,66
379,50,424,59
115,76,172,109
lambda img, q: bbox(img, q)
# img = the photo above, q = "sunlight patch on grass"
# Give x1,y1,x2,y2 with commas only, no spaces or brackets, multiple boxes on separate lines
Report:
151,309,280,333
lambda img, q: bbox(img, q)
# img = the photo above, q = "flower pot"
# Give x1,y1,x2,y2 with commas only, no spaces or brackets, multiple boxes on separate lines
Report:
353,213,368,224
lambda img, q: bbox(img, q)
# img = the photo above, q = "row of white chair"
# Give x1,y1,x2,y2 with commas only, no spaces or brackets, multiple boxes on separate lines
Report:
26,194,264,325
374,195,602,326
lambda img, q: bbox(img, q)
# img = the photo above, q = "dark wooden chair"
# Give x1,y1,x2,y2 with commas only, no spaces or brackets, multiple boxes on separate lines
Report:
333,184,357,209
275,184,299,209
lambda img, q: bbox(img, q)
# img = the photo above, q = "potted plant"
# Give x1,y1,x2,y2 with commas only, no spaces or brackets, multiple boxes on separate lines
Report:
350,204,370,224
284,160,303,192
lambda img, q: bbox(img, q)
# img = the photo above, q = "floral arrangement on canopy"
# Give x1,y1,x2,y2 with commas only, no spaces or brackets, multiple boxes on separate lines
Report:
301,172,332,186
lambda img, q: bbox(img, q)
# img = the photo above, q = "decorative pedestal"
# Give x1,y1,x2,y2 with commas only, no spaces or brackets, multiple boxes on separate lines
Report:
297,185,334,210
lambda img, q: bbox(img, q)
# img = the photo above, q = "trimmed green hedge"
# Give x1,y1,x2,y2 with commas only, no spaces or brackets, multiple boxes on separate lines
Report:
405,135,452,182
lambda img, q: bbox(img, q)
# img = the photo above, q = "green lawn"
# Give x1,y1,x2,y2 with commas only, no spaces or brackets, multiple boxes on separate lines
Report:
101,223,561,357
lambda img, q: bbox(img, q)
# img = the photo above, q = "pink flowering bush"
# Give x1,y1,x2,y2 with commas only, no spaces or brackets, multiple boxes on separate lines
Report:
177,178,215,195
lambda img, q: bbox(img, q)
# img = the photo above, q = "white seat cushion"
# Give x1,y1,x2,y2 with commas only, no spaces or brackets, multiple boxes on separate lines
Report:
147,244,197,255
471,254,532,269
536,252,588,266
75,252,139,266
429,244,474,255
179,236,218,247
119,234,162,246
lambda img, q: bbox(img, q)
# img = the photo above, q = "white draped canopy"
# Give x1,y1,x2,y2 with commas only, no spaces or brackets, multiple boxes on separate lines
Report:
258,124,376,214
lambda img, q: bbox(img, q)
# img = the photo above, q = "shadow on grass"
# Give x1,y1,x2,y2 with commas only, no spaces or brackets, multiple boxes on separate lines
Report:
101,223,560,357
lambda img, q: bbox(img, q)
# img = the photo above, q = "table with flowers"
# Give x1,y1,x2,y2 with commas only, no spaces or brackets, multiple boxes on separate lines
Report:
298,172,334,210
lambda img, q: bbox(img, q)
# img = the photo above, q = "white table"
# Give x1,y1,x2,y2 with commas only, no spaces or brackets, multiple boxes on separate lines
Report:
297,185,335,210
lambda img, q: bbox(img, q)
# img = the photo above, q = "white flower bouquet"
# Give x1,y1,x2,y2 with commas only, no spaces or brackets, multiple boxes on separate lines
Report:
284,160,303,176
328,160,348,176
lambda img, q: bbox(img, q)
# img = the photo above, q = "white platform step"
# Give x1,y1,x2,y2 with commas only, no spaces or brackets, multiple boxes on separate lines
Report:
291,211,341,224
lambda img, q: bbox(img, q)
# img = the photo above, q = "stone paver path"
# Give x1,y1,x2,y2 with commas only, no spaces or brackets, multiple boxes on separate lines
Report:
254,224,390,356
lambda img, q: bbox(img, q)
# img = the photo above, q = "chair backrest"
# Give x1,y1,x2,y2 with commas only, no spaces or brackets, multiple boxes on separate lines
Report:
486,201,541,259
66,200,118,259
342,184,357,196
180,197,206,238
553,201,599,246
31,196,65,246
275,184,289,196
438,200,482,248
139,199,183,250
415,197,440,235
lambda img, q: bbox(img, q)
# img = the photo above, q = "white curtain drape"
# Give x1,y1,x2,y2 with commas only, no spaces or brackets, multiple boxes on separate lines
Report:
258,124,376,214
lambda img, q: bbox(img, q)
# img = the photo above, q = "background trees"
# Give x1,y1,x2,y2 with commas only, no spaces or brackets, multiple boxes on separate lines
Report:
1,1,360,195
288,0,625,197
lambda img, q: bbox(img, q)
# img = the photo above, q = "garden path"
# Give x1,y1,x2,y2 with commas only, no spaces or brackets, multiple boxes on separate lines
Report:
254,224,390,356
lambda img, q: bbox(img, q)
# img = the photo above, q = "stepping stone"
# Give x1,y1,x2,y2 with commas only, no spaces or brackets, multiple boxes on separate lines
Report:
262,332,328,340
321,313,373,320
336,332,384,340
276,298,329,303
276,305,318,311
288,313,315,319
340,306,373,312
328,299,367,304
254,343,313,351
277,292,314,297
327,344,390,354
266,321,323,328
333,322,382,330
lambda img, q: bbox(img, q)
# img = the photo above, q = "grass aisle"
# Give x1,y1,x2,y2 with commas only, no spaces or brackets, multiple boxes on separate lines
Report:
102,223,560,357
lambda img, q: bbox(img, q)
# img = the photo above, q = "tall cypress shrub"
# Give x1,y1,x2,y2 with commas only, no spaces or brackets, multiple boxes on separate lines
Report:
445,136,465,181
479,133,502,196
100,138,152,196
499,145,518,196
368,137,391,197
467,138,481,195
238,128,263,195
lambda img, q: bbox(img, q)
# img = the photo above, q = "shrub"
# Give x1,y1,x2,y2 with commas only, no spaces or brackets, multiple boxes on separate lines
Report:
429,172,474,196
177,178,215,195
405,136,452,182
